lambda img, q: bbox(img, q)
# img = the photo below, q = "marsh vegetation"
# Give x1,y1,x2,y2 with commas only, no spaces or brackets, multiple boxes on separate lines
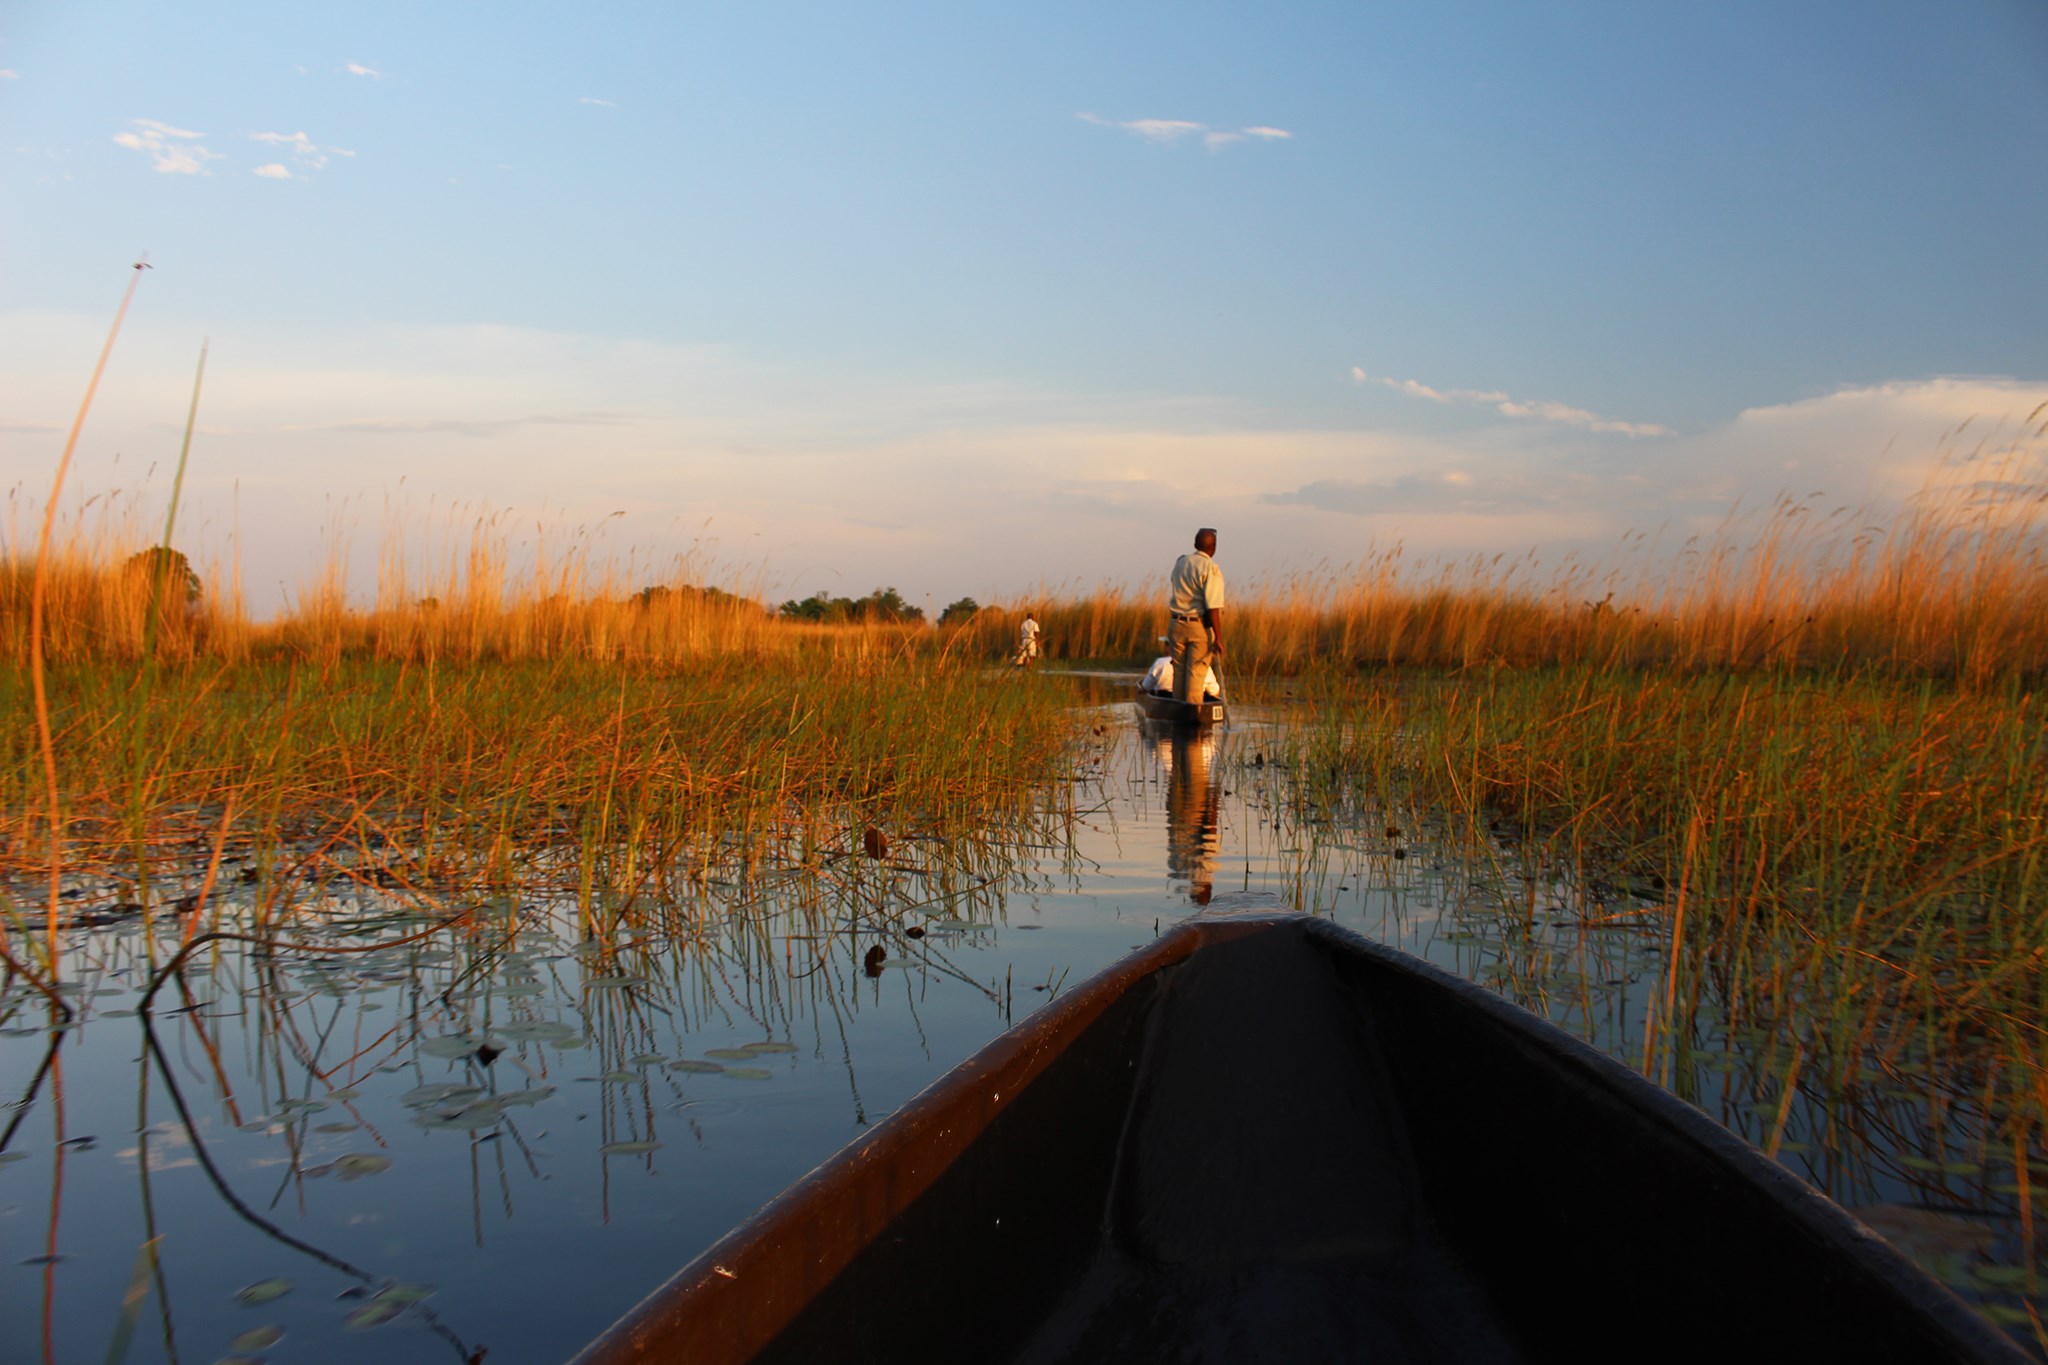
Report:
5,411,2047,1356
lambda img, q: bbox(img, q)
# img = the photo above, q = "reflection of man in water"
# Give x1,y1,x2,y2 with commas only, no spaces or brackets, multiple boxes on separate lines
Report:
1165,528,1225,704
1158,727,1223,905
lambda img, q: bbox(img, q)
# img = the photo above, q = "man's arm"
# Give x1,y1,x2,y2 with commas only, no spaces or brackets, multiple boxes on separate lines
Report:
1204,607,1224,659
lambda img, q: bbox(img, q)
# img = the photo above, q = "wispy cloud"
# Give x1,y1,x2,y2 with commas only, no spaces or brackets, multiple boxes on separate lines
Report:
112,119,222,175
1268,468,1578,517
276,411,635,438
1351,367,1671,437
578,96,617,108
250,129,351,176
1077,112,1294,150
0,69,19,80
344,61,381,80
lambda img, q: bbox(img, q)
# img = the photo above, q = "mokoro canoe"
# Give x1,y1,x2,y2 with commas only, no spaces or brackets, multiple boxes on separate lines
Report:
1135,682,1226,727
573,897,2030,1365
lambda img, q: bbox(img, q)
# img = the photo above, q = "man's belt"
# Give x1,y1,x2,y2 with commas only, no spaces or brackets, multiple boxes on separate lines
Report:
1171,611,1204,621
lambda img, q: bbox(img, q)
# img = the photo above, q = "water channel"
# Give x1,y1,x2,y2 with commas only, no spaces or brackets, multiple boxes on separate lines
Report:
2,675,2039,1361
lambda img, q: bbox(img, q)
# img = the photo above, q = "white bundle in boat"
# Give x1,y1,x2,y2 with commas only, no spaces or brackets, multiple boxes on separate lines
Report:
1142,656,1221,699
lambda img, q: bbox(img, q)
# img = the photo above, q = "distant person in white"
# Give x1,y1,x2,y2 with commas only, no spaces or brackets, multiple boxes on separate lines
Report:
1014,612,1040,667
1165,528,1224,703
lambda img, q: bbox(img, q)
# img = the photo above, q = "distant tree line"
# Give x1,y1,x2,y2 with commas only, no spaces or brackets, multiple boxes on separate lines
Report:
779,586,925,623
632,583,755,611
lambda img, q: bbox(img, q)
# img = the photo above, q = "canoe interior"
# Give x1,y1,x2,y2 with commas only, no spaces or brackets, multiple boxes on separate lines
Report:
1135,684,1225,727
576,912,2026,1365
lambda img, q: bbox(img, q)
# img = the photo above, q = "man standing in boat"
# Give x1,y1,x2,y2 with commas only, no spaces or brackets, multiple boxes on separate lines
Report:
1166,528,1224,703
1013,611,1041,667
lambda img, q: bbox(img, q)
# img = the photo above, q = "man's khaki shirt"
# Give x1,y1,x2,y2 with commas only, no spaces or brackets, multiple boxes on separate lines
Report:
1167,551,1225,617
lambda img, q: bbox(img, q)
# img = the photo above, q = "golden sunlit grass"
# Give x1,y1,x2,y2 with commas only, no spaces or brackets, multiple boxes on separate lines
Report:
0,513,1075,988
964,418,2048,685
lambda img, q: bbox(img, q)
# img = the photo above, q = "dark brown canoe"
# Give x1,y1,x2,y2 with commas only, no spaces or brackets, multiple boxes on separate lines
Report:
572,898,2030,1365
1135,682,1226,727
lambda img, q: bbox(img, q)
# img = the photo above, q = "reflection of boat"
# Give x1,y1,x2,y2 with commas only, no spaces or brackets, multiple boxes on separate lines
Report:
572,902,2026,1365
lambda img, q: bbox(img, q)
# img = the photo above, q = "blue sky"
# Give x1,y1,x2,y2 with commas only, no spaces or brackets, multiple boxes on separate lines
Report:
4,2,2045,614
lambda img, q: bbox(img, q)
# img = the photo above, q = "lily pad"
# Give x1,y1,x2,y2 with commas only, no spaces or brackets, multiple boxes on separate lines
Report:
416,1100,504,1131
401,1083,483,1109
703,1048,757,1061
600,1070,638,1084
600,1140,662,1155
1970,1264,2035,1290
0,1152,28,1166
377,1282,436,1303
327,1087,361,1102
667,1060,725,1075
628,1052,667,1066
332,1154,391,1180
721,1067,773,1081
236,1278,293,1306
496,1086,556,1107
739,1041,798,1055
230,1325,285,1351
344,1297,407,1330
498,1020,578,1043
420,1035,481,1059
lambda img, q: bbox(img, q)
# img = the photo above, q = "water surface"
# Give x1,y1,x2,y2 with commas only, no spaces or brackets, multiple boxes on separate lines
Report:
2,681,2038,1360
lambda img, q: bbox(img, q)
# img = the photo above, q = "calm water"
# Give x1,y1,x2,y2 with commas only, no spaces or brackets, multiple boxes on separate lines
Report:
2,677,2039,1361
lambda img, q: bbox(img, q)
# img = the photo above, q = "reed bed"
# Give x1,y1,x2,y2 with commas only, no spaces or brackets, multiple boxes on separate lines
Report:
964,422,2048,684
0,510,1075,986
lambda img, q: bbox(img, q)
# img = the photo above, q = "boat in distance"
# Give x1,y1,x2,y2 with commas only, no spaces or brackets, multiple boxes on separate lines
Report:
1135,681,1226,727
571,898,2029,1365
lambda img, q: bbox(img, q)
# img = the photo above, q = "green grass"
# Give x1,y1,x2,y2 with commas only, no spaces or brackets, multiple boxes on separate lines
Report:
0,652,1075,959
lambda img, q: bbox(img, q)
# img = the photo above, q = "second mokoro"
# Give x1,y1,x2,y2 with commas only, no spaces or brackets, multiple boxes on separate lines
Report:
1135,681,1226,727
572,898,2029,1365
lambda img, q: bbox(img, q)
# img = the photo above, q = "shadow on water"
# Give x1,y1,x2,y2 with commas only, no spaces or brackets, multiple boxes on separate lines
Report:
1,681,2042,1358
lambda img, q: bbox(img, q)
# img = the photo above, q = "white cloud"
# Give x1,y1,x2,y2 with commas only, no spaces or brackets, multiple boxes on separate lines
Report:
1352,367,1670,437
344,62,381,79
579,96,617,108
0,69,18,80
253,163,292,179
1706,377,2048,503
251,130,347,174
1078,113,1292,151
112,119,222,175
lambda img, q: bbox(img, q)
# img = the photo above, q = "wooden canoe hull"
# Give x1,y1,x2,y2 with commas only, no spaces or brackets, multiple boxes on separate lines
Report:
572,901,2028,1365
1135,684,1225,727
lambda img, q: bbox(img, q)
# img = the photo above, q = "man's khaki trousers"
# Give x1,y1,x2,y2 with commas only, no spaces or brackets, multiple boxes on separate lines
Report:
1169,615,1210,703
